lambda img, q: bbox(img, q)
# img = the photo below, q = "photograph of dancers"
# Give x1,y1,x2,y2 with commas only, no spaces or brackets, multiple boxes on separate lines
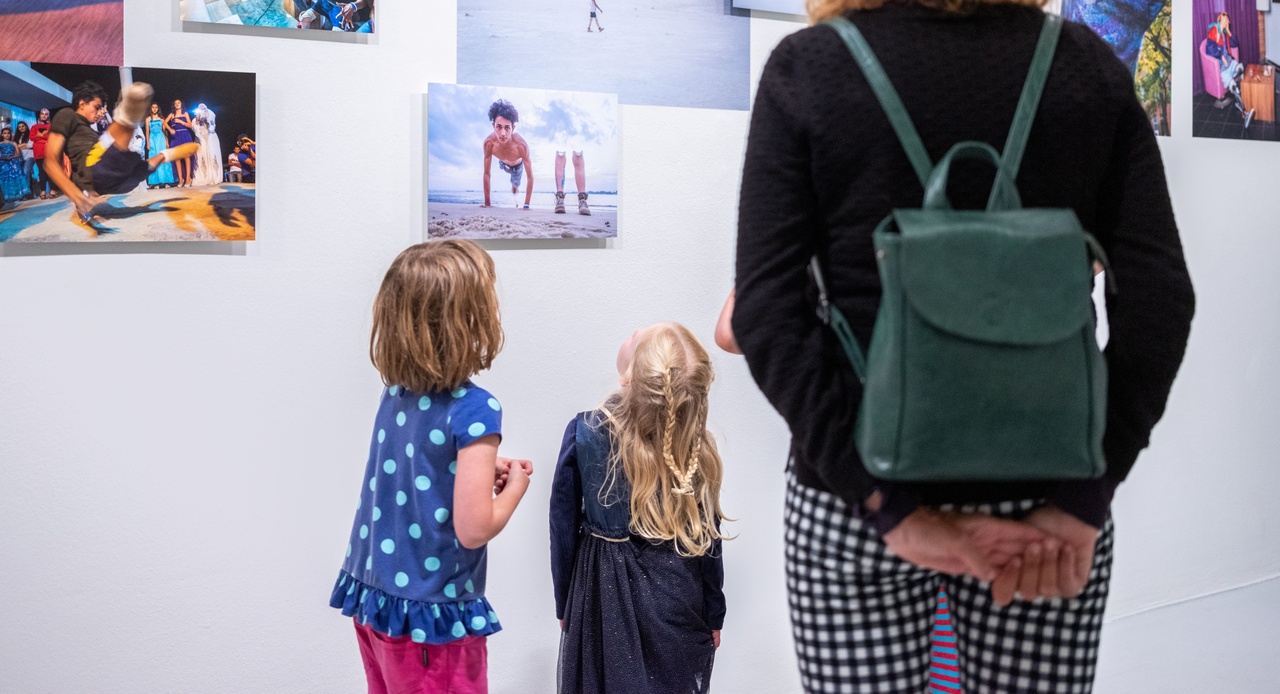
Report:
0,62,257,241
0,0,123,66
428,83,618,240
180,0,374,33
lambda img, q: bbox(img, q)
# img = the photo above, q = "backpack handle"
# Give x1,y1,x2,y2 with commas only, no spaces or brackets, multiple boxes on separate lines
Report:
923,141,1022,212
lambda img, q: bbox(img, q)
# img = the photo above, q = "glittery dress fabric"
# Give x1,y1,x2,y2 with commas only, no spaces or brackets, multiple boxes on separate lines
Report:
550,412,724,694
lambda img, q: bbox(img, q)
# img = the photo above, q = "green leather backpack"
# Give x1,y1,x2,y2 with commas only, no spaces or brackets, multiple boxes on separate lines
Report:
816,14,1111,482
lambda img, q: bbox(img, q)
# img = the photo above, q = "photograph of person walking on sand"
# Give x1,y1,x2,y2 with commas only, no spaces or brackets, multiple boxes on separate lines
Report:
428,83,617,240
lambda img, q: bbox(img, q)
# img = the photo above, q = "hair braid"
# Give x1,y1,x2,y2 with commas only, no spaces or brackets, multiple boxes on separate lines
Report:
661,368,698,496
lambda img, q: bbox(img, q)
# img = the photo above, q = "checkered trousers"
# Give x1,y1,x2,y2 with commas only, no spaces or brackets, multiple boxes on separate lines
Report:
784,474,1114,694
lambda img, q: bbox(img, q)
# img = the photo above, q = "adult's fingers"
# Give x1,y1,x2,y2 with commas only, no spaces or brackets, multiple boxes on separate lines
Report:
991,557,1021,606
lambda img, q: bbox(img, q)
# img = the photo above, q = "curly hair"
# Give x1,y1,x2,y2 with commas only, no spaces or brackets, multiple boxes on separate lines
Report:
487,99,519,125
807,0,1047,21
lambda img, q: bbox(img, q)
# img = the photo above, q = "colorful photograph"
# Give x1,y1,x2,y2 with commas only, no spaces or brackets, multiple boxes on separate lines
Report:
1051,0,1172,135
0,0,123,67
457,0,750,111
0,62,257,242
1190,0,1279,141
427,83,618,240
180,0,374,32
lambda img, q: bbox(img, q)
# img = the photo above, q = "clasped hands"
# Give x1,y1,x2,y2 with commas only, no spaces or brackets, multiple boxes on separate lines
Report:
493,456,533,494
877,501,1099,606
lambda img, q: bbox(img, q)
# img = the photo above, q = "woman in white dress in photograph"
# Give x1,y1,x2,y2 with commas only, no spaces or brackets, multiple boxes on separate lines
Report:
192,103,223,186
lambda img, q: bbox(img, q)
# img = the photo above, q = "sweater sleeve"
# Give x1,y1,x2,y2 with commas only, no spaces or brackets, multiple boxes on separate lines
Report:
1045,37,1195,527
549,418,583,620
732,35,893,521
700,536,727,630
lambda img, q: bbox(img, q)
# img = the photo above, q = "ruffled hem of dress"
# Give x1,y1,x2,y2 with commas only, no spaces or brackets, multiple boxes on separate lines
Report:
328,570,502,644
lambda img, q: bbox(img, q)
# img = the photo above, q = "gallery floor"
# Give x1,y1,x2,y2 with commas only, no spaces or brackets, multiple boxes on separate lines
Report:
1094,576,1277,692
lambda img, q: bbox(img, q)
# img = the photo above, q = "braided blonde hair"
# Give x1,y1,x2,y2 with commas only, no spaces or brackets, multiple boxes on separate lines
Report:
601,323,726,557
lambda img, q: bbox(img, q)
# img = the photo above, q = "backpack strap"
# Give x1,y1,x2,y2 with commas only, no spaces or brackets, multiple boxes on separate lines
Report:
825,16,933,187
999,14,1063,184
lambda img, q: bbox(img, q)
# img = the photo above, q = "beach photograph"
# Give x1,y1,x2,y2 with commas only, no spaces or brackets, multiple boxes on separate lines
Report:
427,83,618,240
0,62,257,242
457,0,750,111
180,0,375,33
0,0,123,66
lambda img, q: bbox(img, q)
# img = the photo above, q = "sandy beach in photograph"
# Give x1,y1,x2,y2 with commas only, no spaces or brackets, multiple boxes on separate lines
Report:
0,184,256,242
428,202,616,239
458,0,749,110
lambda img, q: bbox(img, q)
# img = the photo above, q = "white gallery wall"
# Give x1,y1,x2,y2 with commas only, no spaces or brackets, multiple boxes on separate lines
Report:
0,0,1277,691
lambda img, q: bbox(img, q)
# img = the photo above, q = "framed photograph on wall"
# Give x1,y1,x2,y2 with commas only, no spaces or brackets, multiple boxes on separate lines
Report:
730,0,804,15
457,0,749,111
0,0,123,66
427,83,618,240
0,62,257,242
179,0,375,33
1190,0,1278,141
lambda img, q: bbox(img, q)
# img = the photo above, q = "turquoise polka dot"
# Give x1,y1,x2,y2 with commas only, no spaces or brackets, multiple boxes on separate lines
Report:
452,622,466,638
468,422,486,437
389,385,400,396
431,604,441,618
465,579,474,593
488,610,498,624
396,411,407,427
425,557,441,571
454,539,459,549
455,563,460,572
384,459,396,474
360,589,368,604
403,602,409,614
340,575,347,587
369,477,377,492
444,583,457,598
378,428,386,443
452,387,468,398
435,508,450,523
365,556,372,570
411,629,426,643
449,461,457,475
471,615,488,630
346,582,355,595
409,523,421,539
377,595,385,609
488,398,501,411
415,475,431,491
395,572,409,588
396,491,407,506
356,497,362,510
381,539,396,554
405,443,415,458
418,396,431,411
346,543,352,558
429,429,446,445
359,524,368,539
372,507,381,521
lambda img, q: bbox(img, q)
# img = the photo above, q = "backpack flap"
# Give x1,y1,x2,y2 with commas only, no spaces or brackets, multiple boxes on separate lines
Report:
892,208,1095,346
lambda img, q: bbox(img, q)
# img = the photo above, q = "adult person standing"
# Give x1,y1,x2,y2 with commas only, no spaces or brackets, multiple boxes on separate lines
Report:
731,0,1195,691
14,121,34,198
30,108,53,199
191,104,223,186
164,99,196,187
145,103,176,189
0,126,31,202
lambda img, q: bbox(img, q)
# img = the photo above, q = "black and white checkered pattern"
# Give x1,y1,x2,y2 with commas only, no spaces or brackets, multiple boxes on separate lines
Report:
784,474,1114,693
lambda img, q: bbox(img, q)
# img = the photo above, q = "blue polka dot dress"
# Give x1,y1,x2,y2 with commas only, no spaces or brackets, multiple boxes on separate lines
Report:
329,381,504,644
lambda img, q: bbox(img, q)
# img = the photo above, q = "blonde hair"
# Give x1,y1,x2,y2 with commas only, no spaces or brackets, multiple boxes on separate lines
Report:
601,323,727,557
807,0,1047,22
370,240,504,393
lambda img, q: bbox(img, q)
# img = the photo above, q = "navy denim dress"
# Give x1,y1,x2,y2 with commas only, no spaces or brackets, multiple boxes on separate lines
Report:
550,411,725,694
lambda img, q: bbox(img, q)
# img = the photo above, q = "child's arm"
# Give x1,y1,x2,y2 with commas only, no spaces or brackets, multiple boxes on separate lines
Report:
700,538,725,645
549,418,584,624
454,435,529,549
482,140,493,207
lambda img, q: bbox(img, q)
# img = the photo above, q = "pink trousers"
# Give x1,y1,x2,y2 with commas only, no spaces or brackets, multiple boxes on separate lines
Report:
353,619,488,694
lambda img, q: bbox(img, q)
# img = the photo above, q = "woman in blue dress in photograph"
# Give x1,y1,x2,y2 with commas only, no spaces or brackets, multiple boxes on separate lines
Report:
0,126,32,201
145,103,176,188
164,99,196,187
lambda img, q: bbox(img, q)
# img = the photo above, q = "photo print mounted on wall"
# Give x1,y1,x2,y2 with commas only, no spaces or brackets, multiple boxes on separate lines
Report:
730,0,804,15
428,83,618,240
1191,0,1279,141
180,0,375,33
0,0,123,67
457,0,750,111
0,62,257,242
1047,0,1172,135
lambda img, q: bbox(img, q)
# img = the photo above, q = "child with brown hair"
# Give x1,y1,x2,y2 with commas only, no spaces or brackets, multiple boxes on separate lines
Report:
550,322,727,694
330,239,532,694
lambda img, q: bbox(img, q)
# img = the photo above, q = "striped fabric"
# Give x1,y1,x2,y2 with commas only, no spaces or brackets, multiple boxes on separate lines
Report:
929,589,962,694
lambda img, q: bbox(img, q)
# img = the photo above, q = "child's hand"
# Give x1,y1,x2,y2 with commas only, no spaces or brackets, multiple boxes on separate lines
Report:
504,459,531,493
712,630,720,649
